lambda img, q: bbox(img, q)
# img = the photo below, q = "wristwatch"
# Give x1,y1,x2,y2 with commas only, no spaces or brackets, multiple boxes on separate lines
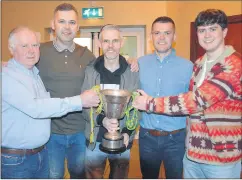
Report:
146,98,155,113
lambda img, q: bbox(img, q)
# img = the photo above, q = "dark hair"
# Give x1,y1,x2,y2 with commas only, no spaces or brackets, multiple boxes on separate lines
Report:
54,3,78,16
152,16,175,30
194,9,228,30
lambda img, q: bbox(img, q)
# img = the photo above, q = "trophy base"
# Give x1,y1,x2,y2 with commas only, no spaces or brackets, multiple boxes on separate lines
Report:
99,144,126,154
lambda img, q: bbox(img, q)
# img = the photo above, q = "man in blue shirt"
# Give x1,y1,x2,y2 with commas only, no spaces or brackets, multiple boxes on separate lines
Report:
1,26,99,179
138,16,193,178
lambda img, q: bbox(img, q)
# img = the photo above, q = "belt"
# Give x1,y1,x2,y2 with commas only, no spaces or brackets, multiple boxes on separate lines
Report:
1,145,45,155
148,128,185,136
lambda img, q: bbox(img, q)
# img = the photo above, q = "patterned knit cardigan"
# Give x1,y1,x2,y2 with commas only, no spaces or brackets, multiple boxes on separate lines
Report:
154,46,241,165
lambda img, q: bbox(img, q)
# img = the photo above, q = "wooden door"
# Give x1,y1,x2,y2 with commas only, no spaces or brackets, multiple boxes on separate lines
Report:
190,14,242,62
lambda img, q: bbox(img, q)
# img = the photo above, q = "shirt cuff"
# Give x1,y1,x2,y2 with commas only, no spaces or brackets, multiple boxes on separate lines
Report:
67,95,82,111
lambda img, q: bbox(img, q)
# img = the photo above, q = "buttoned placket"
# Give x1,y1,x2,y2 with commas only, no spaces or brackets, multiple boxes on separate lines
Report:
156,56,170,96
52,39,75,67
155,56,170,125
64,49,68,65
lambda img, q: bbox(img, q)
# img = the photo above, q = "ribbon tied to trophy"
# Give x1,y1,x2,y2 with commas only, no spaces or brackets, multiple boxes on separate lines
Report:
90,85,139,154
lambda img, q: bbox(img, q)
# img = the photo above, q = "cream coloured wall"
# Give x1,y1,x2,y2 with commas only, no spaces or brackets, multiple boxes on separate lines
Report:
1,1,167,61
1,1,241,61
167,1,242,60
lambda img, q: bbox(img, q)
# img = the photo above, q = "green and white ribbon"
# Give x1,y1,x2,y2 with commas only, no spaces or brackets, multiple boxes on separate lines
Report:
89,85,103,143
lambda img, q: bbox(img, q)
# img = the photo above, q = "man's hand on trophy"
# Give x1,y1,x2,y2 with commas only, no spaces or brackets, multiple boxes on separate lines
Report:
122,133,129,147
80,89,100,108
103,117,120,133
132,89,152,111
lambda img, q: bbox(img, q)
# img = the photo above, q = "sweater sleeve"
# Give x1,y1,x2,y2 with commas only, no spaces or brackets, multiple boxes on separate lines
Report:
154,54,241,115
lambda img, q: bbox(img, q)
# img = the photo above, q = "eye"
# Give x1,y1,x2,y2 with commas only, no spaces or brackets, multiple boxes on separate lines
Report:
210,27,217,32
32,44,40,48
103,40,109,43
113,39,120,43
58,20,65,24
22,44,28,48
197,29,205,33
69,21,76,25
153,31,160,36
164,31,171,35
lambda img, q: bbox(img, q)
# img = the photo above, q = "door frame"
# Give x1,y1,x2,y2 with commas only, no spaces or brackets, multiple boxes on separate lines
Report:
79,25,146,58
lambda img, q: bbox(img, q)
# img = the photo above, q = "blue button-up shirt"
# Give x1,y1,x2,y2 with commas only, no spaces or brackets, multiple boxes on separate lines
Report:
138,50,193,131
2,59,83,149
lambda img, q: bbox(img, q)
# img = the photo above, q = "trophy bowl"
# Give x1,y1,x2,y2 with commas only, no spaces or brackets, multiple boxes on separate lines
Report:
99,89,131,154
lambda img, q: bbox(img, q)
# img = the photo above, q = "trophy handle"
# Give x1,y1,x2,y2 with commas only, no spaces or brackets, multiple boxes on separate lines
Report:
124,92,139,130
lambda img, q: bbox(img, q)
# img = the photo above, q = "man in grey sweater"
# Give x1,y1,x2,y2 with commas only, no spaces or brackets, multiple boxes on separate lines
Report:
82,24,139,179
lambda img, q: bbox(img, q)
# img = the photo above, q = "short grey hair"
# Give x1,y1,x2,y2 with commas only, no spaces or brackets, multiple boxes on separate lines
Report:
8,26,39,49
99,24,122,40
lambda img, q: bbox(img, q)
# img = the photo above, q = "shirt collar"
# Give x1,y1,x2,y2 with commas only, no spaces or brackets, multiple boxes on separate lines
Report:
10,58,39,77
53,38,75,52
154,48,176,62
198,45,235,66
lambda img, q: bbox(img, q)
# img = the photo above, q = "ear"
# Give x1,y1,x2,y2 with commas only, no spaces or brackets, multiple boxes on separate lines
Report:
8,44,14,55
51,19,55,31
98,39,102,48
120,38,124,48
223,28,228,38
77,24,80,32
149,32,153,41
173,32,177,41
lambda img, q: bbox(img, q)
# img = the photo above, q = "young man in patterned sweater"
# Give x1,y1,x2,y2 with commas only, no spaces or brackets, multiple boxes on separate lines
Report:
133,9,241,178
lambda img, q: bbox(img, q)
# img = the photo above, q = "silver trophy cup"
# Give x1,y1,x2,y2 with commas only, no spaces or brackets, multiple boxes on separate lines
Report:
99,89,131,154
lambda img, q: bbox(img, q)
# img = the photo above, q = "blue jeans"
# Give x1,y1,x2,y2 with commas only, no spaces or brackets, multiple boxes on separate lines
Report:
46,132,86,179
1,147,48,178
85,142,130,179
139,127,185,179
183,154,241,178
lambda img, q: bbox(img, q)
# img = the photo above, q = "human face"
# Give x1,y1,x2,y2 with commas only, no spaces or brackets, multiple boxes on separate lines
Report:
52,10,79,44
99,29,124,60
197,24,227,54
151,22,176,55
9,29,40,69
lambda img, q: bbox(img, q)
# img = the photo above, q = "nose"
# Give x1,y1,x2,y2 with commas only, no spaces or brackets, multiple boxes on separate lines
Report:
27,45,36,54
204,30,210,38
28,46,35,53
158,33,165,39
64,23,70,29
108,41,113,47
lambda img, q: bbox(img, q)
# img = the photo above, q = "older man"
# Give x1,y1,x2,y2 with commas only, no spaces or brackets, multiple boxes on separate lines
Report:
1,26,99,179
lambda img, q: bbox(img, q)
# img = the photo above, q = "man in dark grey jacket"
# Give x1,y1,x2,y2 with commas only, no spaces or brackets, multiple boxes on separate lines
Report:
81,24,139,179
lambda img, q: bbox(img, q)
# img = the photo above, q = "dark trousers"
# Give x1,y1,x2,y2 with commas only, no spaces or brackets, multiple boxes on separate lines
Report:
139,127,185,179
